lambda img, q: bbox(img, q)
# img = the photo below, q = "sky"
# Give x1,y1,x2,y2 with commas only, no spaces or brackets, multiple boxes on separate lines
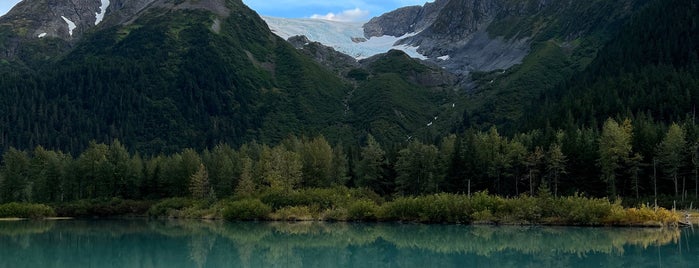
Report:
0,0,432,22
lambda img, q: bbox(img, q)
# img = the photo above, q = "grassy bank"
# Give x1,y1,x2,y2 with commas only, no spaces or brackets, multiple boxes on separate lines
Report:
0,202,55,219
0,189,682,226
147,189,680,227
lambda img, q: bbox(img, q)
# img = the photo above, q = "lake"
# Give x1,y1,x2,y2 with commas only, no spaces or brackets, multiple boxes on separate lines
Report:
0,220,697,267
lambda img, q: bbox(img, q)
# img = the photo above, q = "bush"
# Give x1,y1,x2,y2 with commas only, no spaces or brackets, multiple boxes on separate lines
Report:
347,199,378,221
0,203,56,219
321,207,348,221
148,198,195,217
378,197,425,221
269,206,315,221
54,198,153,217
259,187,384,211
222,199,271,221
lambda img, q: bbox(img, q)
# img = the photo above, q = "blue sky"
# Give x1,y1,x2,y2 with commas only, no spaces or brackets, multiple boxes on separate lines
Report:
0,0,431,21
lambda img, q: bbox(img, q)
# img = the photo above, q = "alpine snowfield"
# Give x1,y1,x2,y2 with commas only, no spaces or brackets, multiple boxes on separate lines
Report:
262,16,426,60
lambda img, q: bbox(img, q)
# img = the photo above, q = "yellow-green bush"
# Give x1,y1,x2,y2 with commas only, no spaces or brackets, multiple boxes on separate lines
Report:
347,199,378,221
222,199,271,221
270,206,315,221
148,198,195,217
0,202,55,219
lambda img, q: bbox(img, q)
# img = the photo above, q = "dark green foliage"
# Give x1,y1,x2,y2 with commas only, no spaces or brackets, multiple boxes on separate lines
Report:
54,199,152,218
0,202,55,219
258,187,379,210
0,4,351,155
350,51,456,144
221,199,271,221
527,0,699,130
147,197,196,217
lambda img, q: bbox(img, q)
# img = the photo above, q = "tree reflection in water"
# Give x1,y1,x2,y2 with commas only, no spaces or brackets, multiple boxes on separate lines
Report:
0,220,694,267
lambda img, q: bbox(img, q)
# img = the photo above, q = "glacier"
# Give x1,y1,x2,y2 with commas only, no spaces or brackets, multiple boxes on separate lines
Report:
262,16,426,60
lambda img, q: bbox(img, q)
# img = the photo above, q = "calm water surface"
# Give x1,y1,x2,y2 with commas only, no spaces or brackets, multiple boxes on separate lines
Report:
0,220,697,267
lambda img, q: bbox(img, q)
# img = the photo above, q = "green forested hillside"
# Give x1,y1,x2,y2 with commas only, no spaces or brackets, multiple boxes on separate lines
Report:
465,0,651,131
0,3,351,154
527,0,699,129
349,50,459,145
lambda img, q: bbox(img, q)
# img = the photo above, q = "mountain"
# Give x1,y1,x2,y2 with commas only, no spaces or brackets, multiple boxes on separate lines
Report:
0,0,355,153
365,0,651,129
0,0,459,154
0,0,694,157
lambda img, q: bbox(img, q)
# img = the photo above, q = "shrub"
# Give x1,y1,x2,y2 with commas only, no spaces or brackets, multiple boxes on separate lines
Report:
52,198,153,217
419,194,470,223
0,203,56,219
222,199,271,221
321,207,348,221
378,197,425,221
269,206,315,221
148,198,195,217
347,199,378,221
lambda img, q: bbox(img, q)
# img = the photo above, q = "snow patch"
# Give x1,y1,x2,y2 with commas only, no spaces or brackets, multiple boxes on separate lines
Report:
61,16,76,37
263,16,427,60
95,0,110,25
438,55,450,61
38,33,47,38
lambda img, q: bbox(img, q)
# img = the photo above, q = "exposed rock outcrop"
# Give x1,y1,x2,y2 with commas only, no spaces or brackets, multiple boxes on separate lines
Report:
288,35,359,76
363,0,448,38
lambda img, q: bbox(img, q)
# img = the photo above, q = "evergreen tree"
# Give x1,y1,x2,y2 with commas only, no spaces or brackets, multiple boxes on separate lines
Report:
546,144,567,197
301,136,334,188
331,144,350,186
189,164,212,200
524,146,545,196
356,134,388,194
234,157,256,198
395,140,441,195
0,148,30,202
656,123,686,197
599,118,633,198
259,145,302,192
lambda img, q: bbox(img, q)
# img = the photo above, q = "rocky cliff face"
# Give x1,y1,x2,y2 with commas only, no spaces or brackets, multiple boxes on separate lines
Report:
362,0,523,76
362,0,642,77
362,0,448,38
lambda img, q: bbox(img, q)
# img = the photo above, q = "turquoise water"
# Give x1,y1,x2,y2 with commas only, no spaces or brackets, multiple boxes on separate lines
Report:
0,220,697,267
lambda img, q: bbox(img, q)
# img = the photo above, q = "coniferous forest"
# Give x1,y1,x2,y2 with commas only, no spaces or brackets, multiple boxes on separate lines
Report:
0,0,697,224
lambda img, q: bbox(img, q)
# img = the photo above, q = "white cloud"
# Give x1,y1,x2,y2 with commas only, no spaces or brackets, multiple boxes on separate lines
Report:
310,8,370,22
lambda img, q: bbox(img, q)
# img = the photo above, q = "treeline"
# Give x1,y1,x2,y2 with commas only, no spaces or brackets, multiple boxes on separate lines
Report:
0,116,697,206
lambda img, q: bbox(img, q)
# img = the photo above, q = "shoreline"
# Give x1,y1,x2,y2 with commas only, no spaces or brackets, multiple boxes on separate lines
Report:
1,216,690,229
0,217,74,221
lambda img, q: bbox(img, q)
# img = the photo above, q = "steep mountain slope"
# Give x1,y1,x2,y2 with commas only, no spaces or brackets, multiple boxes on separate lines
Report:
366,0,649,76
526,0,699,130
0,0,355,153
349,50,459,143
0,0,461,154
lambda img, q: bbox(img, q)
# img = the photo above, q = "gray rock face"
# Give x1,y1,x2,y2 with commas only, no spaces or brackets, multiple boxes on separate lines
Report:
1,0,107,40
288,35,359,76
363,0,448,38
363,0,527,77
